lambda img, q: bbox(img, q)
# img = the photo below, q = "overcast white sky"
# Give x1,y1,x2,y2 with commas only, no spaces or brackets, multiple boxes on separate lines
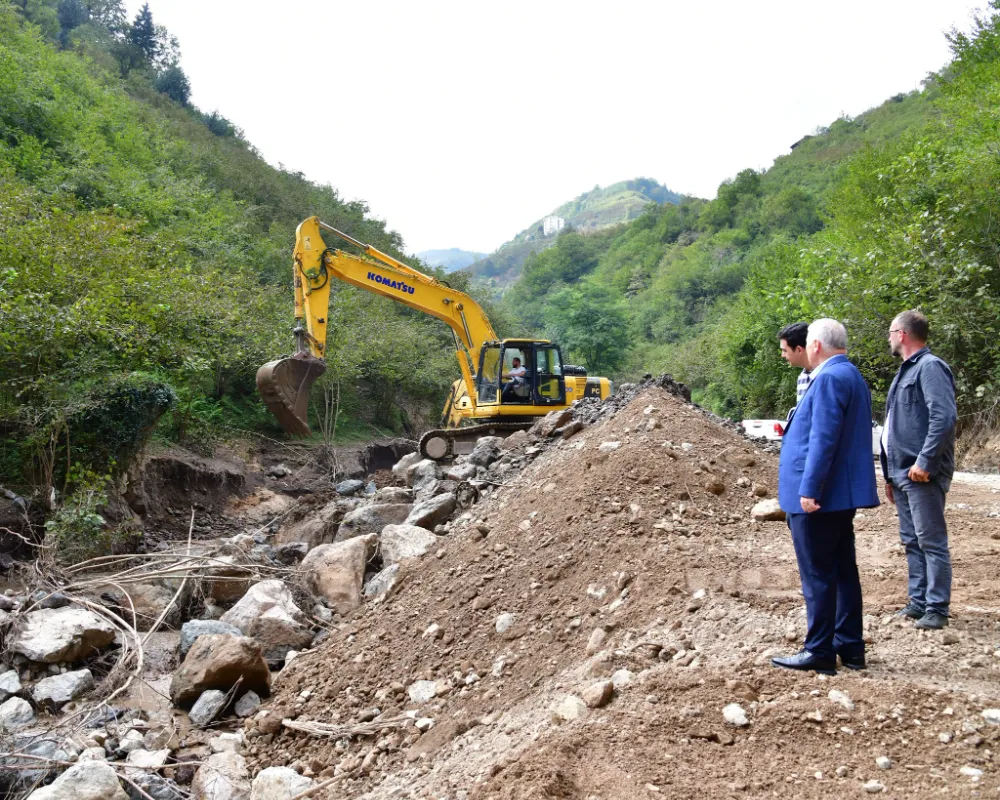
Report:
127,1,983,255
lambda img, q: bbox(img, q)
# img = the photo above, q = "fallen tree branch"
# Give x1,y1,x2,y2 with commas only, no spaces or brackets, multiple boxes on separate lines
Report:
281,715,412,739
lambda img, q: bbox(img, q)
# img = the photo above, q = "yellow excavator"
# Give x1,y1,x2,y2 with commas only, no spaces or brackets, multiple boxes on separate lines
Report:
256,217,613,459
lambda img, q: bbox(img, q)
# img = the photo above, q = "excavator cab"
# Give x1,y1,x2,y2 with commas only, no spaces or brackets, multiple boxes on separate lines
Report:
482,341,566,407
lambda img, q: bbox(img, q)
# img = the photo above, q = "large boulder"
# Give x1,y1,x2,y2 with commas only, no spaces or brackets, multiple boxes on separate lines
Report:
250,767,314,800
469,436,504,467
300,535,377,616
501,430,530,450
32,668,94,710
530,408,574,438
380,524,439,563
191,752,251,800
335,503,411,542
391,452,422,484
10,607,116,663
170,635,270,706
405,459,440,492
275,498,362,548
26,761,128,800
180,620,242,657
445,463,479,482
219,581,312,665
404,494,457,531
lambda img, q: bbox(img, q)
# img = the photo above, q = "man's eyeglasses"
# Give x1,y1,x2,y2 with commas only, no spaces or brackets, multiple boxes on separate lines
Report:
888,329,906,335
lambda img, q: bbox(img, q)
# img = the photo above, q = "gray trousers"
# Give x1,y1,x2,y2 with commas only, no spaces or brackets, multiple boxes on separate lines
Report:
895,479,951,616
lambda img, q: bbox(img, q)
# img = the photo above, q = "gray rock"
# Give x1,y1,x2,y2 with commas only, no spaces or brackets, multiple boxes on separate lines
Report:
219,580,312,665
445,463,479,482
582,680,614,709
191,752,250,800
469,437,504,468
531,408,573,438
0,697,34,731
406,460,441,492
391,452,422,483
32,668,94,709
275,498,361,549
751,499,786,522
0,669,21,701
272,542,309,565
405,493,457,530
125,772,183,800
10,607,116,663
234,691,261,718
249,766,314,800
407,680,438,704
336,503,412,541
335,479,365,497
500,430,530,450
300,535,377,615
373,486,413,504
364,480,377,495
363,564,399,598
495,613,515,634
553,694,587,722
25,760,128,800
380,524,439,563
180,621,242,657
189,690,227,727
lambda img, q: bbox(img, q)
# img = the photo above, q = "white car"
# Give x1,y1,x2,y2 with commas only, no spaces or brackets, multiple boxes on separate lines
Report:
741,419,786,442
741,418,884,456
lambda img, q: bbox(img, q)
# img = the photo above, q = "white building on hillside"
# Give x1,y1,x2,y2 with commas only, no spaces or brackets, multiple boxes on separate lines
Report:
542,215,565,236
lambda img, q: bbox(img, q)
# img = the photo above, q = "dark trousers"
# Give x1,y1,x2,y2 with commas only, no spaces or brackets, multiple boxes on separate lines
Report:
895,478,951,616
787,510,864,662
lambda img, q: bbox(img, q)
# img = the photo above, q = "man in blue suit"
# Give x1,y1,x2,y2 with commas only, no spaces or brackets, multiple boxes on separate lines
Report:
772,319,880,675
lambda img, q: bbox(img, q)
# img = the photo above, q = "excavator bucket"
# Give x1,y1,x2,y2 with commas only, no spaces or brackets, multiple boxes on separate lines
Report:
256,354,326,437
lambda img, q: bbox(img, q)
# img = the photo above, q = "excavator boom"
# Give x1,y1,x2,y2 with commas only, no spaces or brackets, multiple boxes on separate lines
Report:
257,217,498,436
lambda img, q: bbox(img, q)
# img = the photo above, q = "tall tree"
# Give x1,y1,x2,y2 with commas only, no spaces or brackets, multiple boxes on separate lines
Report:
155,65,191,106
126,2,156,63
57,0,88,48
86,0,126,33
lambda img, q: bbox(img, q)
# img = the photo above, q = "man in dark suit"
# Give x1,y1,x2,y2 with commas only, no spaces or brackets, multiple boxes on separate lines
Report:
772,319,880,675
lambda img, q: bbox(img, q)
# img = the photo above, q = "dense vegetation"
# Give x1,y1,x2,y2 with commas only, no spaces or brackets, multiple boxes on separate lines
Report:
467,178,683,284
0,0,505,503
500,4,1000,430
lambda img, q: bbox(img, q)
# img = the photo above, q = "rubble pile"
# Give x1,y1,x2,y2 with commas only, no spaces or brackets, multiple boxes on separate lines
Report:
2,381,999,799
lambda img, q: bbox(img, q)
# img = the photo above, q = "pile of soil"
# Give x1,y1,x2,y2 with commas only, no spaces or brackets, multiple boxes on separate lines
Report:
245,387,1000,798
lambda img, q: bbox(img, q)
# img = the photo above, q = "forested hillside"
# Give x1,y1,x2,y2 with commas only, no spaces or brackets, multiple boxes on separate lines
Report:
501,3,1000,430
467,178,682,285
0,0,505,498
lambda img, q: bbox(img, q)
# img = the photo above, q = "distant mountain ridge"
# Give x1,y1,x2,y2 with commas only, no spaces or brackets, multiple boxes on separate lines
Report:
466,178,683,285
416,248,487,273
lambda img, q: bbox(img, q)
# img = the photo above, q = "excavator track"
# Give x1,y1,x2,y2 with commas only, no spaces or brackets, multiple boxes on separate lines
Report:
419,422,534,460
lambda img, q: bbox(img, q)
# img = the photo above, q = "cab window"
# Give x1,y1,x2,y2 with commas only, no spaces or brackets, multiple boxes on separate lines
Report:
477,346,501,404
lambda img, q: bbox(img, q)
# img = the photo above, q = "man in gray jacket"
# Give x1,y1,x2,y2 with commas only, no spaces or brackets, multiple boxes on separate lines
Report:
880,310,957,630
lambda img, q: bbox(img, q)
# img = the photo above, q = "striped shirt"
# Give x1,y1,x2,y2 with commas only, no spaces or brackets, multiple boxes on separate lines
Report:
796,369,812,403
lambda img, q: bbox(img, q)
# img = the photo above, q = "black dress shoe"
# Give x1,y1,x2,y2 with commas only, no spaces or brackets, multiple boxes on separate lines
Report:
838,653,867,670
771,650,836,675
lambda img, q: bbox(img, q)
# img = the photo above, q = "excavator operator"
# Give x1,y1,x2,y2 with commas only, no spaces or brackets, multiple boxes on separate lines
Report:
501,356,527,403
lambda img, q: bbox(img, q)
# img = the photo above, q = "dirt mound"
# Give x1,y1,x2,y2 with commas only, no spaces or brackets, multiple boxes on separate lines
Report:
242,387,1000,798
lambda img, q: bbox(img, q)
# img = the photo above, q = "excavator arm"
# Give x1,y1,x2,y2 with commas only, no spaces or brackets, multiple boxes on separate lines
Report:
257,216,499,436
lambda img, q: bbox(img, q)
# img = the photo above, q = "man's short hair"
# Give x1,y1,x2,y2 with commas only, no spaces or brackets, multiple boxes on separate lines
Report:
778,322,809,350
894,309,929,342
807,318,848,351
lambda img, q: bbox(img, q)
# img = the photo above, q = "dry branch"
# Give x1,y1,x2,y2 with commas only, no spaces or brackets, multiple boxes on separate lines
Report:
281,715,412,739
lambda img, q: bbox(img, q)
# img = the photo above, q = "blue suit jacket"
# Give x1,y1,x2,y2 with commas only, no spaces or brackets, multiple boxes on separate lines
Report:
778,354,880,514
